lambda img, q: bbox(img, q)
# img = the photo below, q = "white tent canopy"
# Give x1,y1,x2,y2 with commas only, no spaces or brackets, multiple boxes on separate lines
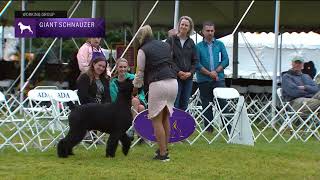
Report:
219,31,320,49
187,32,320,79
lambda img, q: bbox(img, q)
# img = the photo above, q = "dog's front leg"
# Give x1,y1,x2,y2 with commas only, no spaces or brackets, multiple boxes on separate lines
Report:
106,132,120,158
120,133,132,156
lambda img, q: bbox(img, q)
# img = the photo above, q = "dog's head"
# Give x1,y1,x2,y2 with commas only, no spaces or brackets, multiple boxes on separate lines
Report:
117,79,134,103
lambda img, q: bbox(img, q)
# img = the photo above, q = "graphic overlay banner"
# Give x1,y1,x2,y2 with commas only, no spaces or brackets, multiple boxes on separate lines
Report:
134,108,196,143
15,18,105,38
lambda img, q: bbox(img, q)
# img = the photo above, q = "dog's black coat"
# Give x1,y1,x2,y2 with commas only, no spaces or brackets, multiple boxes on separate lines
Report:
57,79,133,158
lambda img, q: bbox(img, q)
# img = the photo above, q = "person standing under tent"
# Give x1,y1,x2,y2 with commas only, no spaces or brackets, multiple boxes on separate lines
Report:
195,21,231,133
133,25,178,162
77,38,111,77
166,16,198,111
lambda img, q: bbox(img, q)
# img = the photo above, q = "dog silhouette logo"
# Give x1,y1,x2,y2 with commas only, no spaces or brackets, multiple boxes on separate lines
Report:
17,22,33,34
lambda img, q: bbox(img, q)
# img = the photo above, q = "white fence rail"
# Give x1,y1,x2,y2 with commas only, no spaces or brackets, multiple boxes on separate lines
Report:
1,89,319,152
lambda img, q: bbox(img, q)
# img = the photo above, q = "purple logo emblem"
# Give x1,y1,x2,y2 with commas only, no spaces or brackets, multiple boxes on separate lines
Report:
15,18,105,38
15,18,37,37
133,108,196,143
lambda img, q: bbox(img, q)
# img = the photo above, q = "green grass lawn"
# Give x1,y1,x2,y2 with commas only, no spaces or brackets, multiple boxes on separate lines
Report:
0,140,319,180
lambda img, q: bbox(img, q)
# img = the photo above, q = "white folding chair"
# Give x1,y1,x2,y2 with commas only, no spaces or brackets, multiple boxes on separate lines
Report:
314,72,320,84
211,87,240,142
0,91,27,151
187,88,216,145
20,89,58,150
190,87,242,144
275,88,320,142
186,88,203,118
0,79,14,93
40,89,83,151
212,87,254,145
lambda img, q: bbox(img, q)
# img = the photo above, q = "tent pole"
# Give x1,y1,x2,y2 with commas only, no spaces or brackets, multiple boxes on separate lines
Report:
230,0,254,80
59,38,63,61
272,0,280,114
232,32,239,79
29,38,32,53
71,38,79,49
232,0,239,80
91,0,96,18
279,32,283,81
195,30,198,43
124,26,127,46
0,0,12,17
231,0,254,36
174,0,180,29
20,0,26,104
111,1,159,74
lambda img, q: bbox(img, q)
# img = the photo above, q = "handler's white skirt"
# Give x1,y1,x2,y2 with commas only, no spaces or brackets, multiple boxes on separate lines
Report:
147,78,178,119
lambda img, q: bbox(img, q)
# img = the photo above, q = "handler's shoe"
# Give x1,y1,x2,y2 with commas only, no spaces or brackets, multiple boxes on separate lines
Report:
154,148,169,157
153,154,170,162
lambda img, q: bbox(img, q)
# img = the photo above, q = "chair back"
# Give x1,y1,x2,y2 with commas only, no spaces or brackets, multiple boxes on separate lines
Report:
0,91,5,102
213,87,240,99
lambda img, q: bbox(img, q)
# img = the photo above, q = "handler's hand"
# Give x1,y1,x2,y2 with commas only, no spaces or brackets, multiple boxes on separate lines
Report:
209,71,218,81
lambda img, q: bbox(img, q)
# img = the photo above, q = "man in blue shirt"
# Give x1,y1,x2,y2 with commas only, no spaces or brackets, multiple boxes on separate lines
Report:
282,55,320,114
195,21,230,133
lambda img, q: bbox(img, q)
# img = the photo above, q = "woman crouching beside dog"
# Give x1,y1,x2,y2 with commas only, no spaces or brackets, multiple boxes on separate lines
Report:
77,54,111,144
110,58,147,141
133,25,178,162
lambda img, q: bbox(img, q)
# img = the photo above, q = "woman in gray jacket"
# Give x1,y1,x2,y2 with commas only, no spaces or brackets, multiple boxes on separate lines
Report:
166,16,198,111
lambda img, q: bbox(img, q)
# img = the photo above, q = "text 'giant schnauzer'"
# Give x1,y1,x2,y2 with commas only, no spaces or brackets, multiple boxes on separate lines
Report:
57,79,133,158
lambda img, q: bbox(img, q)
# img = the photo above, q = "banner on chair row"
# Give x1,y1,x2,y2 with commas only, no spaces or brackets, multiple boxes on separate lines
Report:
134,108,196,143
15,18,105,38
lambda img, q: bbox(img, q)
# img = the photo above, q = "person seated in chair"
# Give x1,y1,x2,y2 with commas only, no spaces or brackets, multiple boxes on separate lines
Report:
281,55,320,115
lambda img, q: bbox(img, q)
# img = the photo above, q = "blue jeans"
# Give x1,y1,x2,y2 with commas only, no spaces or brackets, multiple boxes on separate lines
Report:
174,78,193,111
198,80,231,133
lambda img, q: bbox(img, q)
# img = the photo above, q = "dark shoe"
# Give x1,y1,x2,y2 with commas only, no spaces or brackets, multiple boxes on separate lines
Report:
206,128,213,133
154,148,169,157
153,154,170,162
137,138,145,145
94,140,104,145
128,136,134,142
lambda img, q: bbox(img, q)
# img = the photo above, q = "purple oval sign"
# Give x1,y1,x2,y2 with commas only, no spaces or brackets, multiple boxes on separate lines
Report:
133,108,196,143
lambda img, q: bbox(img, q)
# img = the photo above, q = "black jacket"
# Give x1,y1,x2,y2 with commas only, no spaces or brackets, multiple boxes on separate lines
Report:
77,73,111,104
140,38,177,85
166,35,198,79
